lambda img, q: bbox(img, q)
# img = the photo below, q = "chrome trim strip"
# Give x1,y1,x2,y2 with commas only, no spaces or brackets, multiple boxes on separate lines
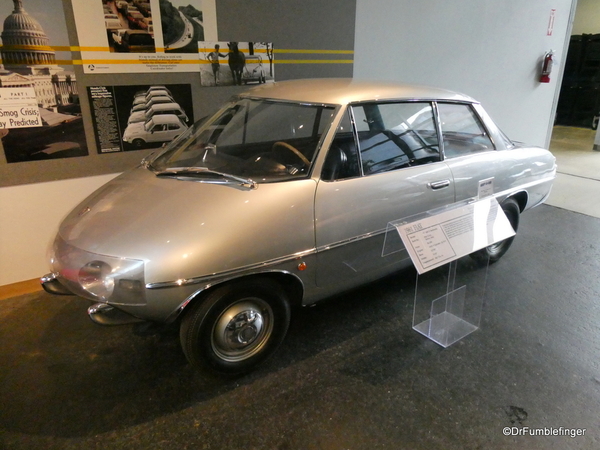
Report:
146,248,316,289
238,95,339,108
40,272,58,284
315,229,387,253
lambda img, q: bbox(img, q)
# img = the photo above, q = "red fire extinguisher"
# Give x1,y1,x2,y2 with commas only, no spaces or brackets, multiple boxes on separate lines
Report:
540,50,554,83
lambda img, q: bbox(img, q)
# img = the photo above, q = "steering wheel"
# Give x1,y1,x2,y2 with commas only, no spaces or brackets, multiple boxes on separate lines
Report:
272,141,310,167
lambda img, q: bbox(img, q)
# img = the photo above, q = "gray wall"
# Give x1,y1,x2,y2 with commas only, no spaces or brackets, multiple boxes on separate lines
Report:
353,0,576,148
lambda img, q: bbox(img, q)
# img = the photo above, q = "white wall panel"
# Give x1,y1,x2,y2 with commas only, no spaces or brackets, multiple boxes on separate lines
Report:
354,0,576,148
0,174,118,285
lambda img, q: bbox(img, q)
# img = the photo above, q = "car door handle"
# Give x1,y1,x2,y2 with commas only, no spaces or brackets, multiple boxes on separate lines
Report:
428,180,450,190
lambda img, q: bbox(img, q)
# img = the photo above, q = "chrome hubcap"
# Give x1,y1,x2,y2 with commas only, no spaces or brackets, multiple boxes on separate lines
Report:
212,299,273,362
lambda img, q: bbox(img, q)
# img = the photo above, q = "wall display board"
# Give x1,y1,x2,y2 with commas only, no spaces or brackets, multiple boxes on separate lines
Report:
199,41,274,86
72,0,218,73
0,0,356,187
87,84,194,152
0,0,86,163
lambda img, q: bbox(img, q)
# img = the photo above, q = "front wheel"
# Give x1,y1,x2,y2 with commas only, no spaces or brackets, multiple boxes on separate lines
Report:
132,139,145,149
470,198,520,264
179,278,291,376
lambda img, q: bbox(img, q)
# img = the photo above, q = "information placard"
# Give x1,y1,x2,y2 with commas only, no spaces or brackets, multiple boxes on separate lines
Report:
0,87,42,129
394,197,515,274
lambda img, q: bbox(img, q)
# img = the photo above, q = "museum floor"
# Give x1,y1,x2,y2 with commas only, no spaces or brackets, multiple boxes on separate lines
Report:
1,126,599,449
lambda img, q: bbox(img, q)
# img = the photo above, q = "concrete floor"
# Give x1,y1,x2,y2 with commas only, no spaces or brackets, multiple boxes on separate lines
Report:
546,126,600,218
1,128,600,449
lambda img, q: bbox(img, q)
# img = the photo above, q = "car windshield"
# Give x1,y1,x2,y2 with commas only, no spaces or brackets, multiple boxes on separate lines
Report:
143,119,155,132
149,98,337,182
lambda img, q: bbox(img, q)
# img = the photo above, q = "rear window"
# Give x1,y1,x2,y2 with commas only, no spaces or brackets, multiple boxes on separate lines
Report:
437,103,494,158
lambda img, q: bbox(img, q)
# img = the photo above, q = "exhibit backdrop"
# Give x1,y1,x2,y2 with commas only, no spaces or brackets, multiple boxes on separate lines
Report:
0,0,355,187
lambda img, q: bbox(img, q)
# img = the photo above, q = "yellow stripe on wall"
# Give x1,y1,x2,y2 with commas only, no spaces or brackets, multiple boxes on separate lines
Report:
0,46,353,66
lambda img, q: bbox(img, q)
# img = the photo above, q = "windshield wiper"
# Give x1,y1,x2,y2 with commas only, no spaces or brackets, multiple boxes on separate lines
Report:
141,152,155,169
155,167,257,190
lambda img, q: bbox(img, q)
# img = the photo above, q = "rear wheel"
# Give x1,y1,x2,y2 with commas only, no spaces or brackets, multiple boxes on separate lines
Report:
179,278,291,376
470,198,520,264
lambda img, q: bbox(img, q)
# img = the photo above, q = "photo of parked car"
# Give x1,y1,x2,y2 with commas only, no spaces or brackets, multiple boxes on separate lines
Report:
242,55,266,84
130,96,175,113
122,114,188,149
127,102,189,124
103,0,155,52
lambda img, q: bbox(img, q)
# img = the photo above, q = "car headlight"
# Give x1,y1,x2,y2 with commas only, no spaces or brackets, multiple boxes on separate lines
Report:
50,236,146,305
79,261,115,298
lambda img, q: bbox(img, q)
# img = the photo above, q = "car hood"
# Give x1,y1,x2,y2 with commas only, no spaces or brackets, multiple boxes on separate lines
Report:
128,111,145,123
58,167,317,283
123,122,144,136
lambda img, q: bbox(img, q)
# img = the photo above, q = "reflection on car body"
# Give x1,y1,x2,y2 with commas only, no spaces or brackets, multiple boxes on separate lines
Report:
42,79,556,376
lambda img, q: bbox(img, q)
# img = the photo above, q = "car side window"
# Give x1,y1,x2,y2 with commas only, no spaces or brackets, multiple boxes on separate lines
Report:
437,103,494,158
352,102,440,175
321,108,360,181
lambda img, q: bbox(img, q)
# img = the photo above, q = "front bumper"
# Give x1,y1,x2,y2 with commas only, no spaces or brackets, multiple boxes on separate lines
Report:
41,273,145,326
87,303,144,325
40,272,74,295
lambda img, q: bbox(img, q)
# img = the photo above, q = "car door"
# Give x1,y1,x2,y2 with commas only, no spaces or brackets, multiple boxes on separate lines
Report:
314,102,455,288
148,123,168,143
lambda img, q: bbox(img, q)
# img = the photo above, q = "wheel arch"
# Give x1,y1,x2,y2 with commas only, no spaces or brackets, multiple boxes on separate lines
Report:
177,271,304,321
505,190,528,212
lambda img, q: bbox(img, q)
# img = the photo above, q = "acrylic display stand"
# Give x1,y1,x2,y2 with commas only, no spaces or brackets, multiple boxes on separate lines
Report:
384,196,514,348
411,255,488,347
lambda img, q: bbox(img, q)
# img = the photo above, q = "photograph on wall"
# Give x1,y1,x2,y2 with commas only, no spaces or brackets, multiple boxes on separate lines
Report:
162,0,205,54
105,0,156,53
0,0,87,163
200,42,274,87
87,84,194,153
72,0,218,73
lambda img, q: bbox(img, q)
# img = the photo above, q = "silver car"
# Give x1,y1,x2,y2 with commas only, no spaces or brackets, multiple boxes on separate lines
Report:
41,79,556,375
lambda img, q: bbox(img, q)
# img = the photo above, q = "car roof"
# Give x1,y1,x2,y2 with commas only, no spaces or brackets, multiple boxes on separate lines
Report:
241,78,475,105
148,103,181,110
150,114,184,124
145,96,173,103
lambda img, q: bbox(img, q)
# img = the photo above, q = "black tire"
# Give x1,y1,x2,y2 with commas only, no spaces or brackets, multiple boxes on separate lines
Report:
132,139,145,149
470,198,520,264
179,278,291,376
